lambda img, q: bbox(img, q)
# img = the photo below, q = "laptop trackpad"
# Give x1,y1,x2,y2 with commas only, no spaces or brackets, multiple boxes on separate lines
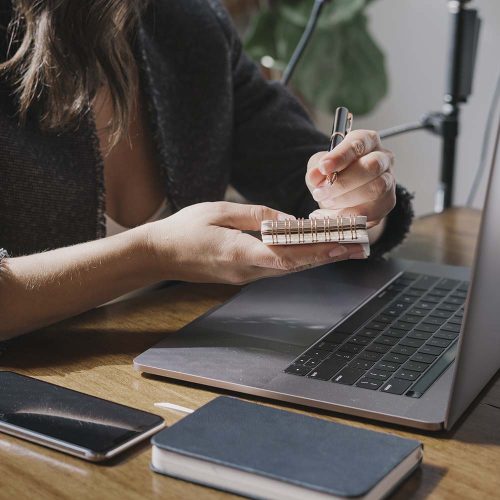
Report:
197,269,377,348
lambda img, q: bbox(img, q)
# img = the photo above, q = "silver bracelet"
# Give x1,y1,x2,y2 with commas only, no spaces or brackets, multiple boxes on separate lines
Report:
0,248,9,267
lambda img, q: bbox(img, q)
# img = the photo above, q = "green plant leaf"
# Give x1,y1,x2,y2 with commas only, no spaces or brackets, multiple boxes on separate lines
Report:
243,0,387,116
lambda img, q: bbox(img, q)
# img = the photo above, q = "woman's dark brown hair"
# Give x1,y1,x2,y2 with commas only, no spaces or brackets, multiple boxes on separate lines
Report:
0,0,148,144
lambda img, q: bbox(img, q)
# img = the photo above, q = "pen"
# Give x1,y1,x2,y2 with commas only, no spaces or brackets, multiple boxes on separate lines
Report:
326,106,353,185
154,402,195,414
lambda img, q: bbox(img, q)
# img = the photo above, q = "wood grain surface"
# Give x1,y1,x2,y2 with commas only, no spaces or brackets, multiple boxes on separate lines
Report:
1,208,499,500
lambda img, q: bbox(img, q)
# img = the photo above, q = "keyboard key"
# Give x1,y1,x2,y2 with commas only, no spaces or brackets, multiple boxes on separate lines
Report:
434,330,458,340
339,343,363,354
408,330,433,340
407,308,427,317
415,301,434,310
375,336,399,346
366,369,391,381
443,297,465,306
349,359,375,370
295,356,309,365
285,364,311,376
434,278,460,291
447,316,463,325
400,315,421,324
304,349,330,360
392,321,414,331
383,352,409,364
392,345,417,356
332,367,365,385
411,352,437,364
304,358,322,367
382,307,402,318
427,289,447,298
315,341,338,352
358,329,381,339
438,303,460,312
414,323,439,333
376,314,395,323
403,361,428,372
384,328,406,338
427,338,452,348
404,289,424,297
455,309,464,317
441,323,461,333
366,321,388,331
375,361,400,372
430,309,453,319
399,337,426,348
365,343,391,354
419,345,445,356
422,316,446,326
356,378,384,390
420,295,441,304
358,351,383,362
394,277,414,287
412,275,439,290
307,358,347,380
349,336,372,346
331,352,355,362
394,368,421,381
457,282,469,291
381,379,413,395
399,295,418,305
392,301,411,311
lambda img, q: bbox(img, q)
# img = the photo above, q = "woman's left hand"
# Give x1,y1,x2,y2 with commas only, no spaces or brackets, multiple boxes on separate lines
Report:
305,129,396,228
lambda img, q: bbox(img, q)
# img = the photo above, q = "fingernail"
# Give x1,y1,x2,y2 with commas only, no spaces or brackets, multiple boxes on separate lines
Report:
277,213,296,221
329,246,348,258
350,250,368,259
312,186,331,202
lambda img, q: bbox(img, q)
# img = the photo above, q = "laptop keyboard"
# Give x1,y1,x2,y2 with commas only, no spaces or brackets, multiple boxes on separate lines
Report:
284,272,468,397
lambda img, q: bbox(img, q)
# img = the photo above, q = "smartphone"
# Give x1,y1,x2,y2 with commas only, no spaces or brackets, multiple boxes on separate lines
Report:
0,371,165,462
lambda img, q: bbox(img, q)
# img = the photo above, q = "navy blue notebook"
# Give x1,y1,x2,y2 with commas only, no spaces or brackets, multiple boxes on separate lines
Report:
151,397,422,500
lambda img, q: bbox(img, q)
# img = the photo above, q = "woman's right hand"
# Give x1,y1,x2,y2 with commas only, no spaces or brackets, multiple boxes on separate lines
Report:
143,201,367,285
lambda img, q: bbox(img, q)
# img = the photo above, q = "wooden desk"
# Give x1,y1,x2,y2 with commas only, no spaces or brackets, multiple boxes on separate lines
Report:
1,208,499,499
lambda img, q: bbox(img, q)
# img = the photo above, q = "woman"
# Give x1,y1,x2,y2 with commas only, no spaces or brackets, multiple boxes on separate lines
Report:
0,0,412,339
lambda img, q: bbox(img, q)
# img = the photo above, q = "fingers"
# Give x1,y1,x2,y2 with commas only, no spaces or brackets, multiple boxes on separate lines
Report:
317,129,381,176
230,232,366,284
309,185,397,226
316,171,395,210
311,150,394,201
206,201,295,231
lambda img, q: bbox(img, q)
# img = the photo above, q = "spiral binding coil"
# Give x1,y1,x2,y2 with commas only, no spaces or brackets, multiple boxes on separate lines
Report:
265,215,359,243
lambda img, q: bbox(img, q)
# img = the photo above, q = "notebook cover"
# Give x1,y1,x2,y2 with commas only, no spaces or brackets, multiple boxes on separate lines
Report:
151,397,421,498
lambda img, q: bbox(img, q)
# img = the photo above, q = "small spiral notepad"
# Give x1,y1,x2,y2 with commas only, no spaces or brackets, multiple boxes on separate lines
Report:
261,215,370,255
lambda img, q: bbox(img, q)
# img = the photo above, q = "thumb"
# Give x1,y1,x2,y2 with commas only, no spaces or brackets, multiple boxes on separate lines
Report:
210,202,296,231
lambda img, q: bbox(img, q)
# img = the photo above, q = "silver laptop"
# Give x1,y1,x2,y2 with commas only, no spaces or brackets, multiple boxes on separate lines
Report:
134,146,500,431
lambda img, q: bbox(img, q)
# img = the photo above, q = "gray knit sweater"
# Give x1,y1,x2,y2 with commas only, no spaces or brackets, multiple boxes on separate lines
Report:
0,0,413,259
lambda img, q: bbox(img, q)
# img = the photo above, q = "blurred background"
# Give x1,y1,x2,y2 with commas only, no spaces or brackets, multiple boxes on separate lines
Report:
224,0,500,216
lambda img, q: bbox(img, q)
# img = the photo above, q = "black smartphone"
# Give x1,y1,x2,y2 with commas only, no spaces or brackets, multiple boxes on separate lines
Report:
0,371,165,461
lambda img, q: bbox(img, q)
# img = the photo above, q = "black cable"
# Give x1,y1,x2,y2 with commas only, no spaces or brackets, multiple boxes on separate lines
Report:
281,0,328,86
466,71,500,206
379,121,427,139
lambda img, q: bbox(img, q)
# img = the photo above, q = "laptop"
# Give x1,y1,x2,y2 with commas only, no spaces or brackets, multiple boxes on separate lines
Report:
134,144,500,432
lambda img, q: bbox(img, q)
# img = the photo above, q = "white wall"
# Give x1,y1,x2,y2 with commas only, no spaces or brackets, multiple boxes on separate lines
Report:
316,0,500,216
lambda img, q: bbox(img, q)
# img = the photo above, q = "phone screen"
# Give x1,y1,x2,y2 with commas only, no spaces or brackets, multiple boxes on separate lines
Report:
0,371,164,455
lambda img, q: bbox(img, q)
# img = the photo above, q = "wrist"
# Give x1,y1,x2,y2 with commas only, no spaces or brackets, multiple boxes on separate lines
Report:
122,223,164,284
